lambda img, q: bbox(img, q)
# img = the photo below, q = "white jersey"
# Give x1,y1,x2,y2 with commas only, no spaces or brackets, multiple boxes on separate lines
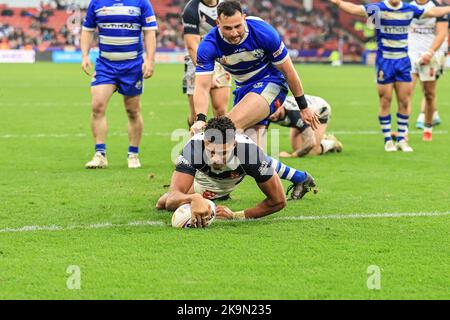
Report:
274,95,331,130
409,0,449,54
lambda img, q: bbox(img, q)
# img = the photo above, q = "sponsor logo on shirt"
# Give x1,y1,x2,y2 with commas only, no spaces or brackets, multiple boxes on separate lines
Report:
273,43,285,58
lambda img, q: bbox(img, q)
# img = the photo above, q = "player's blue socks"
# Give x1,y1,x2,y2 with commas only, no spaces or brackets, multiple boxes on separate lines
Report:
396,113,409,142
95,144,106,156
379,115,392,143
128,145,139,157
267,156,307,184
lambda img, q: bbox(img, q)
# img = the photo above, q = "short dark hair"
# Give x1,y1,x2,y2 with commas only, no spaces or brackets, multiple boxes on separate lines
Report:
217,0,243,18
204,116,236,144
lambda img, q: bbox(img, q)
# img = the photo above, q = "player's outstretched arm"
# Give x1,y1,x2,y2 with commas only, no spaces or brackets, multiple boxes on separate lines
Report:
80,29,94,76
329,0,367,17
274,58,320,130
423,6,450,18
191,75,213,134
143,29,157,79
217,175,286,220
184,34,201,66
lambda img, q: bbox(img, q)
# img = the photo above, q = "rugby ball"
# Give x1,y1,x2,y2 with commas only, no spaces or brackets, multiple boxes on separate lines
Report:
171,199,216,228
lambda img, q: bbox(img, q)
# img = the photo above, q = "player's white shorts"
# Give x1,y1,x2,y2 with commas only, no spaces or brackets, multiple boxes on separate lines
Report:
183,56,232,95
194,171,238,200
410,51,445,82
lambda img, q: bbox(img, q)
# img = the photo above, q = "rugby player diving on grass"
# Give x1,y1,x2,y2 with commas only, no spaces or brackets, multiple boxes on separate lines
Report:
156,117,316,227
189,0,319,195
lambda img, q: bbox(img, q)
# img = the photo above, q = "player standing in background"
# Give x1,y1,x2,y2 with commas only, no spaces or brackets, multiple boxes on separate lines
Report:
190,0,319,197
81,0,157,169
330,0,450,152
409,0,448,141
413,0,448,133
269,96,343,157
182,0,232,127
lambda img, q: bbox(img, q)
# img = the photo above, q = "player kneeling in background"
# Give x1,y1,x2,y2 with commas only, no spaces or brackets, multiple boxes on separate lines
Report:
270,95,343,157
156,117,316,225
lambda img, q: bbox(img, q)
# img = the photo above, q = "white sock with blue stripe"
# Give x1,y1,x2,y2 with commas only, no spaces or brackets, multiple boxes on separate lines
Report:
267,156,307,184
396,113,409,142
379,115,392,143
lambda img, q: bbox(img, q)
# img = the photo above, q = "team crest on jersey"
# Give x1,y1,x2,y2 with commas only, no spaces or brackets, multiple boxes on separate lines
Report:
135,80,142,90
378,70,385,82
218,56,228,65
230,171,240,179
429,68,435,77
202,190,217,199
253,49,265,59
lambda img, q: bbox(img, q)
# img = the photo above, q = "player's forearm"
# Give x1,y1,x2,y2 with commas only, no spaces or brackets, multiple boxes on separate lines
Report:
143,30,157,63
187,46,198,66
430,23,448,53
193,77,212,116
184,35,201,66
80,30,94,57
243,198,286,219
331,0,367,17
165,192,201,211
424,6,450,18
277,59,304,97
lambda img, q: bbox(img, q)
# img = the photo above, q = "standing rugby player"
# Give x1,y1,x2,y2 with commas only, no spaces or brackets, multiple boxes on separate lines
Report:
182,0,231,127
81,0,157,168
330,0,450,151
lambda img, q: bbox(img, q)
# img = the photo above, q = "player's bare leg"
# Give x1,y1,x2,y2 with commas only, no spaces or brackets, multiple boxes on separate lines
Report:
210,86,230,117
244,124,267,150
227,92,270,133
85,84,117,168
124,95,143,168
394,81,413,152
282,124,334,157
421,80,436,141
377,83,396,152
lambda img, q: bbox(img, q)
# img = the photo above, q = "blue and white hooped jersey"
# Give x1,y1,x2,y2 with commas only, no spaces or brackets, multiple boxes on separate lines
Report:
364,0,425,59
82,0,158,62
195,17,289,87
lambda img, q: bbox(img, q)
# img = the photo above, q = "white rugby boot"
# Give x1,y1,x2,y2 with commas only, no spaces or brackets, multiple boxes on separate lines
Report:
85,152,108,169
384,140,397,152
396,139,414,152
128,154,141,169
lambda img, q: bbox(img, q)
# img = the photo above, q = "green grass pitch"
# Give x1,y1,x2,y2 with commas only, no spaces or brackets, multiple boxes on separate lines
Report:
0,63,449,299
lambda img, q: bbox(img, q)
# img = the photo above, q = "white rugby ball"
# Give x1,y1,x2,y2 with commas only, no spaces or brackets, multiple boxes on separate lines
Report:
171,199,216,228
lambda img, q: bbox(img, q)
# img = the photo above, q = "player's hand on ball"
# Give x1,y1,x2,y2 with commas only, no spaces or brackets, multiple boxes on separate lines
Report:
216,206,234,220
81,56,93,76
300,107,320,130
190,120,206,136
190,194,211,228
142,61,154,79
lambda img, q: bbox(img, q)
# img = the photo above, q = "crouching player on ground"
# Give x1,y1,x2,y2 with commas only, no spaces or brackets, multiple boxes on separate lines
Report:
269,95,343,157
156,117,316,226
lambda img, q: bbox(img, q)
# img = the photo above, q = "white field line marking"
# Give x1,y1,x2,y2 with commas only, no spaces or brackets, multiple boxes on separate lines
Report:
0,130,448,139
0,212,448,234
0,220,164,234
